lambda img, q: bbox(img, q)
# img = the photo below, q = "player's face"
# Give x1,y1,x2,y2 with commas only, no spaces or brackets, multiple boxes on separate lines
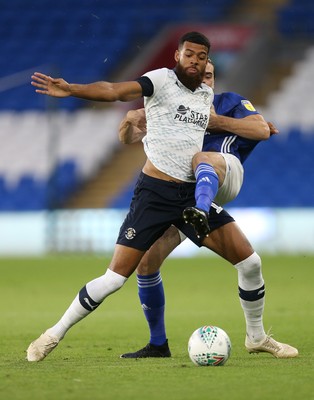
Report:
203,62,215,89
174,41,208,90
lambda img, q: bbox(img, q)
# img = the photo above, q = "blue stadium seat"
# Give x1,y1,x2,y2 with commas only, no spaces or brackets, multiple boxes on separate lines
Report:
9,175,48,211
277,3,314,37
0,0,239,111
49,160,79,207
0,176,9,209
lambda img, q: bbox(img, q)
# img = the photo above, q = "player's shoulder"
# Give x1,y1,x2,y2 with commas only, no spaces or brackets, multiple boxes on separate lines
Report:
215,91,246,103
142,68,170,94
215,92,257,113
143,67,169,79
201,82,214,95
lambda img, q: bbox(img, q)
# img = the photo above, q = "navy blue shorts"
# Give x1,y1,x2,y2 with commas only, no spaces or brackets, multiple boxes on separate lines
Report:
116,172,234,251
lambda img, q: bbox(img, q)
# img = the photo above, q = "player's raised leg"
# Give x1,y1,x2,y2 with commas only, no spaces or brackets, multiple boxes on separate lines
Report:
183,152,221,238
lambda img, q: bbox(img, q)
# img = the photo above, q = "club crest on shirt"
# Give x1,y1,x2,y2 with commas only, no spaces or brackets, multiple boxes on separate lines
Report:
241,100,256,112
125,227,136,240
202,92,212,105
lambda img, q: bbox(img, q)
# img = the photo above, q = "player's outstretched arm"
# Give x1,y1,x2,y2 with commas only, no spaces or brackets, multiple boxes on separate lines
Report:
31,72,143,102
119,108,147,144
207,106,270,140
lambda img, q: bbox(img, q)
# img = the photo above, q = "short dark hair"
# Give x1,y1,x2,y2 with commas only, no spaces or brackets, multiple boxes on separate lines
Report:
178,31,211,53
207,57,214,66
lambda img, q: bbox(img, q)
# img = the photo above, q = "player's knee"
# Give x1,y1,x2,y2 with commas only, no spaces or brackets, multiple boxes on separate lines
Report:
98,268,127,297
84,269,127,304
241,251,261,277
192,152,209,168
192,152,224,177
234,252,263,289
137,256,160,275
136,258,150,275
102,268,128,293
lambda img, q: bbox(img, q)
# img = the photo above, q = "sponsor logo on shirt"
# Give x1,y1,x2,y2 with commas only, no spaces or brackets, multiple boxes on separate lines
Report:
174,104,208,129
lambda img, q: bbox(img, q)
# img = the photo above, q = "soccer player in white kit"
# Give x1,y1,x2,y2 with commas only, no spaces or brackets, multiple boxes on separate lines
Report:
117,60,295,359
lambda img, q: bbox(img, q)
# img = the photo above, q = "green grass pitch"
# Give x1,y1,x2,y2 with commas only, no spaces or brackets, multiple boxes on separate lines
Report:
0,254,313,400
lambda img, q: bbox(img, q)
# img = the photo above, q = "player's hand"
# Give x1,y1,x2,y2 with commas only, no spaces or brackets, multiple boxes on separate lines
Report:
127,108,147,133
268,121,279,136
209,104,217,119
31,72,70,98
119,108,147,144
207,105,219,130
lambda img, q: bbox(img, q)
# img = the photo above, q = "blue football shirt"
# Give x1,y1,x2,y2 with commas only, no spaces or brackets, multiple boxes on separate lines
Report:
203,92,260,163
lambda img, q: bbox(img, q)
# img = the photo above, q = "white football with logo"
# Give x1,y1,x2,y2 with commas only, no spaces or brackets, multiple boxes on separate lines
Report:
188,325,231,366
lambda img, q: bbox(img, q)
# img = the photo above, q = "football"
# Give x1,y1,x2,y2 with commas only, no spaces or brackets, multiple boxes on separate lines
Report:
188,325,231,366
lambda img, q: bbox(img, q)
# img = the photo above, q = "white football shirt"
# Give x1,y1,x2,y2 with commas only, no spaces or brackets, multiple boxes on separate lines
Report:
142,68,213,182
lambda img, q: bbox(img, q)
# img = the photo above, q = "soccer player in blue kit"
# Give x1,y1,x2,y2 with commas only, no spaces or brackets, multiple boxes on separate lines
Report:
27,33,297,362
118,60,291,359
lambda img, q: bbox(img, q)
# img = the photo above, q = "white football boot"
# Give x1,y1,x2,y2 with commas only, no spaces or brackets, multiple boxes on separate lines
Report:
27,331,59,362
245,335,298,358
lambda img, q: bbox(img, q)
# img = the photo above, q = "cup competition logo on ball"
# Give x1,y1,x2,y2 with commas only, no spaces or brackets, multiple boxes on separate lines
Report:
188,325,231,366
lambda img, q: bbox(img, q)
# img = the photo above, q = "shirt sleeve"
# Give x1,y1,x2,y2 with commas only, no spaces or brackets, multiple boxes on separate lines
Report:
229,93,259,118
135,76,154,97
141,68,168,97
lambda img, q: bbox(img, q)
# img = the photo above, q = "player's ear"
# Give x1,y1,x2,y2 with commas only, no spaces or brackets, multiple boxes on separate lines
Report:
174,49,180,62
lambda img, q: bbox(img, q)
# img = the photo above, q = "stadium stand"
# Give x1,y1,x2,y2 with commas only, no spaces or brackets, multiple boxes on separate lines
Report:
0,109,123,210
0,0,313,210
0,0,239,210
262,46,314,132
0,0,238,112
277,0,314,37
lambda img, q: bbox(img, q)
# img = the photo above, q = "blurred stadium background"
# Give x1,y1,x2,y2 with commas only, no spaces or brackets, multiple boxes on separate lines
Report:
0,0,313,256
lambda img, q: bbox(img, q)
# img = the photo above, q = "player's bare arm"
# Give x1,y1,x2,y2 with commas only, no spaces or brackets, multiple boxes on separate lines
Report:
119,108,147,144
207,107,270,140
31,72,143,102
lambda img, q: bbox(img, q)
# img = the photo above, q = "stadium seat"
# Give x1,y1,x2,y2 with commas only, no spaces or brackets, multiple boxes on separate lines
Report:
9,175,48,211
1,0,313,210
277,2,314,37
0,0,239,111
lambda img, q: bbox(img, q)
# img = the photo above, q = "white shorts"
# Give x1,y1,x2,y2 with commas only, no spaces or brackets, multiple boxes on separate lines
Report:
214,153,244,206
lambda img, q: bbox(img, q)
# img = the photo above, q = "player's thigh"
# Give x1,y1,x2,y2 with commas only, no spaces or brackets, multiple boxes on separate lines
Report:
109,244,146,278
202,222,254,265
137,226,181,274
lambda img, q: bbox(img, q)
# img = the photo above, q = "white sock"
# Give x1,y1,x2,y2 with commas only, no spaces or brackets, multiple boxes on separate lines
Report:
47,269,127,340
234,252,266,343
239,297,265,343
